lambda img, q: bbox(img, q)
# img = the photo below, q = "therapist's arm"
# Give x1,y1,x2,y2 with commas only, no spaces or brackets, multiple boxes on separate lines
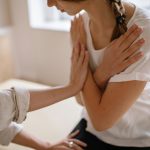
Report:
12,130,51,150
28,43,89,112
12,129,87,150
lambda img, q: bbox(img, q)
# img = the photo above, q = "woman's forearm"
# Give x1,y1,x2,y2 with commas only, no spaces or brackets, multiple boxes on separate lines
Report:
12,130,51,150
82,69,107,130
28,85,77,112
93,66,111,91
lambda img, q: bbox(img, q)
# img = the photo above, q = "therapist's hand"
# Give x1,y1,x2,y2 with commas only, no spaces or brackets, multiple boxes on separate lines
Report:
47,130,87,150
94,24,145,90
69,43,89,93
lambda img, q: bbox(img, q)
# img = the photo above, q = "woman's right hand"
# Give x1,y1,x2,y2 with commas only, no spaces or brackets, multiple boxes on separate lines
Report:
94,24,145,90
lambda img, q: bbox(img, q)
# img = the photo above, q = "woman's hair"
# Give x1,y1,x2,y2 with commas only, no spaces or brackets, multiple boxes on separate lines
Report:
108,0,128,41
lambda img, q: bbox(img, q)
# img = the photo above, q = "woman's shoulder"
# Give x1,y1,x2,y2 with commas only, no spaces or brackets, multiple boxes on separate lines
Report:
128,6,150,50
130,6,150,28
79,11,89,23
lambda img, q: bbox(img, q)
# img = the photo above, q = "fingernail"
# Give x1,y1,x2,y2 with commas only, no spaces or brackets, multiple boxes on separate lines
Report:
81,44,85,49
139,52,144,56
139,38,145,44
137,27,143,33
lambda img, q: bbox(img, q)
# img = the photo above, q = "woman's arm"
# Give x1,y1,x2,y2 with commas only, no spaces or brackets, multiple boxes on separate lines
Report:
28,44,89,112
70,17,146,131
70,17,144,107
81,26,146,131
82,68,146,131
94,24,144,90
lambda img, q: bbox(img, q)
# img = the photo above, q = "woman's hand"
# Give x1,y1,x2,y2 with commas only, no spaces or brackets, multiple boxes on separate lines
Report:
94,24,145,90
47,130,87,150
69,43,89,93
70,15,88,105
70,15,87,48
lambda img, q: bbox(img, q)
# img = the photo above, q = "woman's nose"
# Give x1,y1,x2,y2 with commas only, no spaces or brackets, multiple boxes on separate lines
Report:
47,0,56,7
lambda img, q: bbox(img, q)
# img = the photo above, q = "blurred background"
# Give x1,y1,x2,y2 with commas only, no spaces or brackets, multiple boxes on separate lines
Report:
1,0,150,86
0,0,150,149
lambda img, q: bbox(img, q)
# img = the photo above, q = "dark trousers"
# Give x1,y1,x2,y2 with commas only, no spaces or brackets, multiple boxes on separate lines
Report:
71,119,150,150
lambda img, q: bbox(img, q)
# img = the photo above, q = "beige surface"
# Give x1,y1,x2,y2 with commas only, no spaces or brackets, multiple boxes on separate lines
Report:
0,79,83,150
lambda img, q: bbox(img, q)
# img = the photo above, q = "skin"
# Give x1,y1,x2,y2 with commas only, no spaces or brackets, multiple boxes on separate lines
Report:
47,0,146,131
11,44,89,149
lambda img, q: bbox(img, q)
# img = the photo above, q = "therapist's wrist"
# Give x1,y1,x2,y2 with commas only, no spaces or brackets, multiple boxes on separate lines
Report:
67,83,81,96
35,141,51,150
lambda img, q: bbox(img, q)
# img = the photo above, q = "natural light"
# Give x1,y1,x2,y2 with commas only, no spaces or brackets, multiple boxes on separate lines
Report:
27,0,150,32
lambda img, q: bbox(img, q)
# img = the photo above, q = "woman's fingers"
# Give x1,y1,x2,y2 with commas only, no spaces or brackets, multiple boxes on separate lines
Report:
123,51,143,69
68,130,80,138
117,24,138,46
70,16,80,46
122,38,145,60
120,26,143,51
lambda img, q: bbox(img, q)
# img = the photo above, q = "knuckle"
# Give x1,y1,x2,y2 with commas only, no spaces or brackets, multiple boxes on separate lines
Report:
122,33,128,39
127,58,133,64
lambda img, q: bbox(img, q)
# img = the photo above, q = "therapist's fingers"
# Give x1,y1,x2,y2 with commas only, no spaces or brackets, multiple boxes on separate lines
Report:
71,43,80,64
68,139,87,148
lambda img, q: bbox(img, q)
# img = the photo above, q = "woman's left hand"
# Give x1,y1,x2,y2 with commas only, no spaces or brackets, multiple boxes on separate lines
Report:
70,15,87,48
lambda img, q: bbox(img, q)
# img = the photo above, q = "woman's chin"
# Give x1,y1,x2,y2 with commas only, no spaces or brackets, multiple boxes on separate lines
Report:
66,11,77,16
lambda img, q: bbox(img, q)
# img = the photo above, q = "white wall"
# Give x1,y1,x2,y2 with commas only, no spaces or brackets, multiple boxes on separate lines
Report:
0,0,11,27
8,0,72,85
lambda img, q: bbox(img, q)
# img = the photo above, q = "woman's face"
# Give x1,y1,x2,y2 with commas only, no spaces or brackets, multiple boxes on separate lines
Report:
47,0,86,15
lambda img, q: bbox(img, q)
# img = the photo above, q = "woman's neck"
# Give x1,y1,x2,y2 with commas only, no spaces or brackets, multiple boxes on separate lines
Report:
84,0,135,32
85,0,116,31
83,0,135,50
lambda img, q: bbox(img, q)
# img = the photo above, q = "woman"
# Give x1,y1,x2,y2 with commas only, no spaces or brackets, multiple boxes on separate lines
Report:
47,0,150,149
0,44,89,150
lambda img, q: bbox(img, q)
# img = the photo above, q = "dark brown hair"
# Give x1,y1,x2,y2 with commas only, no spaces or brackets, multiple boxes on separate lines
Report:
108,0,127,41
